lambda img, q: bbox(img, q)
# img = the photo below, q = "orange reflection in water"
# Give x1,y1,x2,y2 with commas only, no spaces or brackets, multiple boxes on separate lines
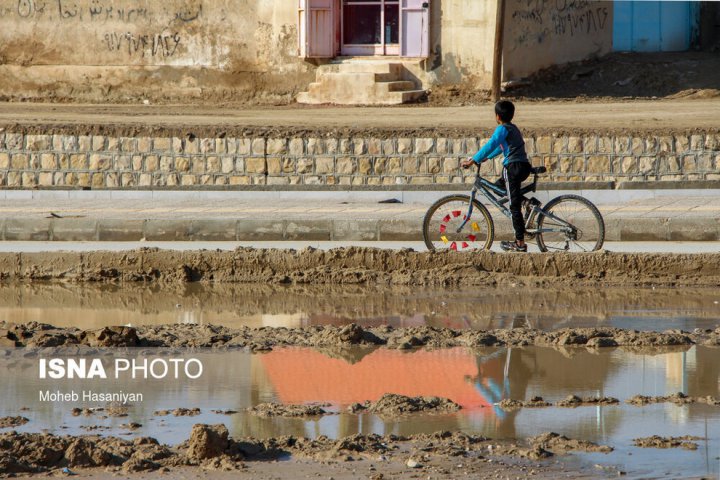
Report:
259,347,495,411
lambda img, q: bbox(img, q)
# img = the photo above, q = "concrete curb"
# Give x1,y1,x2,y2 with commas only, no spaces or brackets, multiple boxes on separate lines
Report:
2,216,718,242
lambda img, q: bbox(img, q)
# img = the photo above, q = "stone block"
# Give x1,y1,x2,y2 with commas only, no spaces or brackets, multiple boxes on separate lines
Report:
315,157,334,174
681,155,697,172
535,136,551,154
135,137,151,153
638,157,657,174
582,136,597,154
0,153,9,169
436,138,449,154
336,157,355,175
382,139,395,155
228,176,251,185
598,136,613,153
21,172,37,186
552,137,567,154
144,220,192,241
26,135,52,151
191,158,205,174
388,157,402,174
132,155,144,171
397,138,412,154
153,137,171,152
5,133,24,150
676,136,690,153
11,153,29,169
121,173,136,186
415,138,434,154
184,138,199,154
138,174,153,186
367,138,382,155
289,138,304,156
251,138,265,155
374,158,387,174
236,138,251,155
325,138,339,154
267,157,282,175
428,157,441,174
267,176,289,185
106,137,120,152
297,158,313,174
359,158,372,175
221,157,235,174
160,156,173,171
70,154,88,170
353,139,366,155
587,155,610,173
199,138,214,154
181,175,197,186
442,157,457,174
567,136,583,153
145,155,159,172
339,138,352,154
631,138,644,155
38,172,54,186
92,173,105,187
267,138,287,155
115,155,131,170
214,138,227,154
615,137,630,154
173,157,189,172
7,172,20,187
246,157,267,174
92,136,106,151
658,156,680,173
403,158,419,174
690,134,704,150
697,153,714,171
307,138,323,155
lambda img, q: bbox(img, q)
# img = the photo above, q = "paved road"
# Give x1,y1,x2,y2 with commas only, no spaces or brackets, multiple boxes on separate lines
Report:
0,241,715,253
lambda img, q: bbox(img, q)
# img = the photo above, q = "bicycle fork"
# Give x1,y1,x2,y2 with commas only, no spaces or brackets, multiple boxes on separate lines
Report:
455,188,478,233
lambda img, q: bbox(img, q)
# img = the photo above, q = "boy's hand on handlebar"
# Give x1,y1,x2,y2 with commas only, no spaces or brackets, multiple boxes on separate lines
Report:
460,158,476,169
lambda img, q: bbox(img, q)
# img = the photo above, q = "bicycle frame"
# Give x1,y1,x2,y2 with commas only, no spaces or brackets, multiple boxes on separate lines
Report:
455,170,576,237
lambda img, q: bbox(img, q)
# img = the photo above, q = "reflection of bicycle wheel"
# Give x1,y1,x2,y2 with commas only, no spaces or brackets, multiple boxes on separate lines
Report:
423,195,494,251
536,195,605,252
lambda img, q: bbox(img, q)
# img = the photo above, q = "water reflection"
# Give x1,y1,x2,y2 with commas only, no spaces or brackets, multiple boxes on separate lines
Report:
0,283,719,332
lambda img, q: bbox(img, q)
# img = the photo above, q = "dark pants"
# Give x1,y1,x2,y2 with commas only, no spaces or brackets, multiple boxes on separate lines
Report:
495,162,532,241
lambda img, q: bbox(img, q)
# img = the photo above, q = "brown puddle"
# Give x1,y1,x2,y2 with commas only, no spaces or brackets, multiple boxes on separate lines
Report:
0,282,719,332
1,345,719,478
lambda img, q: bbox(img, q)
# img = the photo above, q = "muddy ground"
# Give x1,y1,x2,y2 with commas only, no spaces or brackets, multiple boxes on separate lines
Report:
2,248,720,288
0,97,718,139
2,319,718,351
0,425,613,479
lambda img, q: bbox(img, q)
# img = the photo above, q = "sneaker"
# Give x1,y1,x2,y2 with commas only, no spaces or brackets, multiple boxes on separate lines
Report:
500,240,527,252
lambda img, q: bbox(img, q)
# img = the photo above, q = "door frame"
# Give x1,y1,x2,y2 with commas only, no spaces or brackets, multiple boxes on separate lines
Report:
341,0,401,56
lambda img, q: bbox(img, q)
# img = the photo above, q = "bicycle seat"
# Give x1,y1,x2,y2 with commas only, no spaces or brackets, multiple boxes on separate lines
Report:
531,166,547,175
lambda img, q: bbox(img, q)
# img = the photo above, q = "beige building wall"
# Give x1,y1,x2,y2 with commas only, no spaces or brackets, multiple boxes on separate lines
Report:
0,0,612,101
502,0,614,80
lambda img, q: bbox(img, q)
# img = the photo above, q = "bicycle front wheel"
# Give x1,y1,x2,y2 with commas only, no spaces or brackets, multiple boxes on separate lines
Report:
423,195,494,252
536,195,605,252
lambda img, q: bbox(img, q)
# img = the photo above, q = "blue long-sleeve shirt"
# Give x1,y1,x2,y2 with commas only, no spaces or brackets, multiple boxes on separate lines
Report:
472,123,529,166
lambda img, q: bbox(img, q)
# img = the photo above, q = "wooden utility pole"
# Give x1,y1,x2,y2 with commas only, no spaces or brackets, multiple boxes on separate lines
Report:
491,0,506,102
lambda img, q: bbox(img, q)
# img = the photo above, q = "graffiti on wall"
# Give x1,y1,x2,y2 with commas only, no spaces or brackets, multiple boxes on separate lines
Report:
509,0,609,49
0,0,204,61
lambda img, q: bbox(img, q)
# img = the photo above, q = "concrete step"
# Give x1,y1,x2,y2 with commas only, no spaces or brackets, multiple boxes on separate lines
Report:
337,62,403,77
377,81,417,93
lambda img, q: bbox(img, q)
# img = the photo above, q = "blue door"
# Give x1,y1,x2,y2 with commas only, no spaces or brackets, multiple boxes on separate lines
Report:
613,1,700,52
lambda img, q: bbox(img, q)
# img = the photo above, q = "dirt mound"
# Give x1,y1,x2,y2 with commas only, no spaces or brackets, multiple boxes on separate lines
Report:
0,417,28,428
556,395,619,407
530,432,613,454
626,392,720,406
498,396,551,410
348,394,461,416
633,435,702,450
154,408,201,417
186,424,230,462
5,320,715,352
506,52,720,101
2,248,720,288
247,403,331,418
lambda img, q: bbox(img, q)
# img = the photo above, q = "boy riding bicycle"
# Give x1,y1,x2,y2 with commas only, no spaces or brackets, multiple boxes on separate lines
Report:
460,100,531,252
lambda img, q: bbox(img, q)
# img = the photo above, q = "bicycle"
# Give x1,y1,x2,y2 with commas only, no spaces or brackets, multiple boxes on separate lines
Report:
422,164,605,252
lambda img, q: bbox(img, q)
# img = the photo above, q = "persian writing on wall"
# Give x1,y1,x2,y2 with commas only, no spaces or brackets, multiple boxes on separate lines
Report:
0,0,205,61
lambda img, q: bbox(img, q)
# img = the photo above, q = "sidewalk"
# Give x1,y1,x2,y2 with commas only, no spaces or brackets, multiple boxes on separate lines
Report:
0,191,718,242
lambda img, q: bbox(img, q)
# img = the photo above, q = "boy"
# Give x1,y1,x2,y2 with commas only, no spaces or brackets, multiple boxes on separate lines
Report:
461,100,531,252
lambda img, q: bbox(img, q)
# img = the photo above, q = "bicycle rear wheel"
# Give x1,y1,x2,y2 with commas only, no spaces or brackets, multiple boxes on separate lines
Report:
423,195,494,251
536,194,604,252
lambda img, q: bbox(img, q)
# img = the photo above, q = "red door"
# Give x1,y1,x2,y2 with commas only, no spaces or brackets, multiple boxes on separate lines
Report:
298,0,336,58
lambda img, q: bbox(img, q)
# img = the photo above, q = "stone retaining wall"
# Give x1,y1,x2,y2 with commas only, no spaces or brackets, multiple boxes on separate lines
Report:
0,132,718,188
